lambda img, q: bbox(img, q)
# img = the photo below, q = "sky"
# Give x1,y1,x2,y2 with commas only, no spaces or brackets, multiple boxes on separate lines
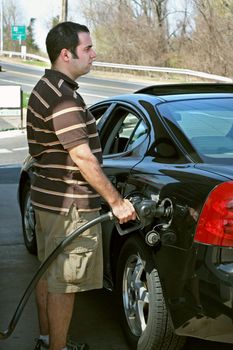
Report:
13,0,85,51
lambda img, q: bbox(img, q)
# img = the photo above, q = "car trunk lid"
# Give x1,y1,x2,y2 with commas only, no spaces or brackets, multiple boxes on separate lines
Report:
194,164,233,180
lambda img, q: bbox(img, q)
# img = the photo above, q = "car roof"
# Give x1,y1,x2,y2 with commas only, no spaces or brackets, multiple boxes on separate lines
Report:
135,83,233,96
132,83,233,103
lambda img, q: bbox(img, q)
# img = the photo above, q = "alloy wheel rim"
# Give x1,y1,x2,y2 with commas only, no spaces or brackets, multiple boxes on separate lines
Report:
122,253,149,336
24,194,35,243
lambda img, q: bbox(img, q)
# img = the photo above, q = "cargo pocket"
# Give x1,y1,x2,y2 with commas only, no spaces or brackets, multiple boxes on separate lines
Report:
54,232,98,284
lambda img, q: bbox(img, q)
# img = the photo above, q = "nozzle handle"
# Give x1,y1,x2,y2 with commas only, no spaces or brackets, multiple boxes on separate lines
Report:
114,219,143,235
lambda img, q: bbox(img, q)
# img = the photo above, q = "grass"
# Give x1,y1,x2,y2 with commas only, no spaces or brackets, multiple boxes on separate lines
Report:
23,92,30,108
24,59,49,68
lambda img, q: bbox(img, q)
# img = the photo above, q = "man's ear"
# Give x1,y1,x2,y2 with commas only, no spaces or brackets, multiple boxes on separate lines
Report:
60,48,71,62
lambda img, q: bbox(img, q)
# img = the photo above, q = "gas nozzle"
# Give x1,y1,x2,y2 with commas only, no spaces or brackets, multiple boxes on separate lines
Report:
131,196,169,227
114,196,172,236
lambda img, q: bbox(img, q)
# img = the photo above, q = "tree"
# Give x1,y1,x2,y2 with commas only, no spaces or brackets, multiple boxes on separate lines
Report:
45,15,60,31
2,0,23,51
186,0,233,75
26,18,39,53
2,0,40,53
81,0,170,66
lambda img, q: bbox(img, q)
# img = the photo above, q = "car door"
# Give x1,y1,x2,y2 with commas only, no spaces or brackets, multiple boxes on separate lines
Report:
91,101,150,197
90,101,150,283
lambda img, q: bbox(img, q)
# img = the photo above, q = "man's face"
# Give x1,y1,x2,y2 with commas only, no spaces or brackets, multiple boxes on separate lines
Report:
70,31,96,78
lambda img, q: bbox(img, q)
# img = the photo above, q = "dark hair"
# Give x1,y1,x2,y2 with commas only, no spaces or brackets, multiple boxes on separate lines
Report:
46,21,90,64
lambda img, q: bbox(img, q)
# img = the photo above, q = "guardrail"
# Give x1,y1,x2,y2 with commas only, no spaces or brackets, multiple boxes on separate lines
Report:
1,50,232,83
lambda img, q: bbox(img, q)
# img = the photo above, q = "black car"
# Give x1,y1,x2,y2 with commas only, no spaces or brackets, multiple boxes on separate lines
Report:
18,83,233,350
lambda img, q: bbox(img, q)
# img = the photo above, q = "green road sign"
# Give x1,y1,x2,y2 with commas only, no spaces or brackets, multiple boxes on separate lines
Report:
11,25,27,41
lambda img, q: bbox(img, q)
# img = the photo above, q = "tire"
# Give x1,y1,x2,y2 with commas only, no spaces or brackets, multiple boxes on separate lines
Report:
21,180,37,254
116,236,185,350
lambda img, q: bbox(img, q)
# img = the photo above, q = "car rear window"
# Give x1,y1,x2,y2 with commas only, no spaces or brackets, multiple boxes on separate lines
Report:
157,97,233,164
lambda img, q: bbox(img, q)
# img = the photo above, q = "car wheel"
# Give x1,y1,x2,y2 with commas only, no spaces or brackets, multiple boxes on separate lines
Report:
22,180,37,254
116,236,185,350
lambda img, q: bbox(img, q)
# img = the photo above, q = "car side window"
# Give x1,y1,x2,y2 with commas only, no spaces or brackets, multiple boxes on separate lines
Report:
126,120,148,151
90,104,115,128
101,108,148,155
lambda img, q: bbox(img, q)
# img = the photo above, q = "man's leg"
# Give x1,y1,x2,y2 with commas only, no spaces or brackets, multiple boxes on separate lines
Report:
48,292,75,350
36,278,49,335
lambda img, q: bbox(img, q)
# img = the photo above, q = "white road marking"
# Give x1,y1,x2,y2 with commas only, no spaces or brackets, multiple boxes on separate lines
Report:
0,148,12,153
12,146,28,151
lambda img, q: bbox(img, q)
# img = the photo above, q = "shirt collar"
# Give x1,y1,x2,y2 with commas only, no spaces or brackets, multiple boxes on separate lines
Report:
45,69,79,90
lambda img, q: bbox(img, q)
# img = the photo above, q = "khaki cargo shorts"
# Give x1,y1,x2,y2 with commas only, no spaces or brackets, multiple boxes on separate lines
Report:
35,206,103,293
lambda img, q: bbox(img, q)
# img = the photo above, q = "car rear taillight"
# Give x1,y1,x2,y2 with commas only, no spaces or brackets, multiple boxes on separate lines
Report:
195,181,233,247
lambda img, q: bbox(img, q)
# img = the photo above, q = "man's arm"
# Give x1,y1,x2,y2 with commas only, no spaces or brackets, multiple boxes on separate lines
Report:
68,143,136,224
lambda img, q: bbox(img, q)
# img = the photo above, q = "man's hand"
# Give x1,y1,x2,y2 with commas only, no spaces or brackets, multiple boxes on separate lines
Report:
111,198,136,224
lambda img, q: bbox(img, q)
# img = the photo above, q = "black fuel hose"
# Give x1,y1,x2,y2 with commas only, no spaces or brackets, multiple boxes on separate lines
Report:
0,211,114,340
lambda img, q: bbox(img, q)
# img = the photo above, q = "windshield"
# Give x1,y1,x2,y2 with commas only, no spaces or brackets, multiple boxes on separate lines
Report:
157,97,233,164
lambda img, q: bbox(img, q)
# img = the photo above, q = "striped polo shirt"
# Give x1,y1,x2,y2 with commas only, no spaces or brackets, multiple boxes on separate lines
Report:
26,69,102,215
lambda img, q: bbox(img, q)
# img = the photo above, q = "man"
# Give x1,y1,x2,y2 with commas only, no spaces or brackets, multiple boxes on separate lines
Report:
27,22,136,350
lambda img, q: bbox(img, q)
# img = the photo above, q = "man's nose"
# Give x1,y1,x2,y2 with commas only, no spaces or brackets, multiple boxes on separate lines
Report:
91,49,97,59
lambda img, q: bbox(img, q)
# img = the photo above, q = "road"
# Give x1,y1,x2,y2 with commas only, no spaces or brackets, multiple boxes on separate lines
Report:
0,60,147,102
